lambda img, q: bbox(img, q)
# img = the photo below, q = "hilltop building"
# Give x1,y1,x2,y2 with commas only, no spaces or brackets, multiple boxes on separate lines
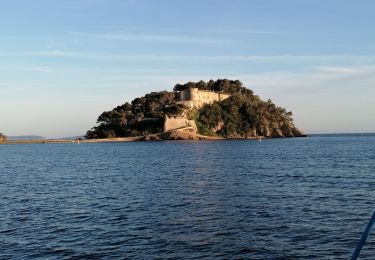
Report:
163,88,231,132
177,88,230,109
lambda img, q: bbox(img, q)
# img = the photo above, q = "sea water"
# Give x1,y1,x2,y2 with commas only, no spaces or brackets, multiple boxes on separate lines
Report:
1,135,374,259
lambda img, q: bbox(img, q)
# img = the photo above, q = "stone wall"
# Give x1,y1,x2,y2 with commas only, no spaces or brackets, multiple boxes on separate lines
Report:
163,115,197,133
164,88,230,133
177,88,230,109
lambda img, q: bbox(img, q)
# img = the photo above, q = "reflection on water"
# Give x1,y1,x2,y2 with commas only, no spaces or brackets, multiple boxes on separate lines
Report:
0,135,375,259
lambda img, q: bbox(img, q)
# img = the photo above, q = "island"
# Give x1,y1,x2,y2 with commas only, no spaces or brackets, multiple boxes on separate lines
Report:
86,79,305,141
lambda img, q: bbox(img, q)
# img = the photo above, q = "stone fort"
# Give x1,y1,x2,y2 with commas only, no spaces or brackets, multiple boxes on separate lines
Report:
163,88,230,132
177,87,230,109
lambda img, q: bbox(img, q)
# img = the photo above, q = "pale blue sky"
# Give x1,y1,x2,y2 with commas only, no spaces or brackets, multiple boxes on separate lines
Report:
1,0,374,137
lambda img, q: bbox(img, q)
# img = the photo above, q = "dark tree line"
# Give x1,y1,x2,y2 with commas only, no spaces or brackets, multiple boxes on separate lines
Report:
174,79,254,96
86,91,181,138
196,93,302,138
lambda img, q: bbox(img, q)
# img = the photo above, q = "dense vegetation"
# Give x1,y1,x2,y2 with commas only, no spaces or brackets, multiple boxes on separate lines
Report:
86,91,182,138
174,79,254,96
195,95,302,138
86,79,304,139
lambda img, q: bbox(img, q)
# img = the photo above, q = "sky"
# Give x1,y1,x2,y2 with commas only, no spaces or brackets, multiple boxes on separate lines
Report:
0,0,374,138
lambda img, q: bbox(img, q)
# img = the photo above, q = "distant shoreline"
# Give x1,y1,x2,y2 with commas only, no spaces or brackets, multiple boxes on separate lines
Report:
4,133,375,145
2,137,141,145
1,130,270,145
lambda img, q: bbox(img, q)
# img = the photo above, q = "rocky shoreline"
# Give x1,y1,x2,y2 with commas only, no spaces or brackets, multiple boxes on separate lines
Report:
1,130,307,145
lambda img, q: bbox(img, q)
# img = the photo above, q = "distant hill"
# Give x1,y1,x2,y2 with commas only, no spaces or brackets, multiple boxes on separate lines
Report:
8,135,45,140
310,133,375,137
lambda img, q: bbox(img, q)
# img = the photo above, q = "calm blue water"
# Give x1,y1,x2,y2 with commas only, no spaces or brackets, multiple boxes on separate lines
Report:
1,135,374,259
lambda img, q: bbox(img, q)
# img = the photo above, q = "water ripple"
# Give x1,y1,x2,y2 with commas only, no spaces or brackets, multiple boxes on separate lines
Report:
0,135,374,259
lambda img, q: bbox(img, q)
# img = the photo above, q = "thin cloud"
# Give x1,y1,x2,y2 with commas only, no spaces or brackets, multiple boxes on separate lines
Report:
30,66,56,73
72,32,231,45
239,66,375,94
2,51,375,63
203,28,294,35
4,64,374,94
316,65,375,75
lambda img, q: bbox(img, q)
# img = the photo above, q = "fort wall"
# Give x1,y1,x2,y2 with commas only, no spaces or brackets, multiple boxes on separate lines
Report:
177,88,230,109
164,88,230,132
163,115,197,133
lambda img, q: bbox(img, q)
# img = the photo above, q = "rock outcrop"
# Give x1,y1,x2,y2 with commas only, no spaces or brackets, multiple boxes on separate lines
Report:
163,115,198,133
